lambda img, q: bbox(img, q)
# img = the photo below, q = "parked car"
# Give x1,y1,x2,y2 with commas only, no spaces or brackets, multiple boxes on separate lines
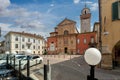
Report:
0,54,13,65
15,55,43,69
0,56,7,65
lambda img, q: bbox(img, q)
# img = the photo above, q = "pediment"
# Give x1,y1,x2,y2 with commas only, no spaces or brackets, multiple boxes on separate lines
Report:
57,18,76,26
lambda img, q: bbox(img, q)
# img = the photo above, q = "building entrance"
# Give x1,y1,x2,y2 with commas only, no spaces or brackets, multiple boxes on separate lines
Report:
113,40,120,67
64,47,68,54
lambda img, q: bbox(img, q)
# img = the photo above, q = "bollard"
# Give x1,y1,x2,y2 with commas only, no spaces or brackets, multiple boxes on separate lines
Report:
19,60,21,80
14,55,16,69
47,60,51,80
27,59,30,79
10,57,12,65
44,60,51,80
44,65,48,80
6,54,8,68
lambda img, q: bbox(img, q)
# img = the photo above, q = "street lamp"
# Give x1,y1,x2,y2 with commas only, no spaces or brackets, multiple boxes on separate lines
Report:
84,48,102,80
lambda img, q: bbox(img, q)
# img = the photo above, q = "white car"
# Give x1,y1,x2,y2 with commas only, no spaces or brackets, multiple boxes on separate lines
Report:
15,55,43,69
0,56,6,65
0,54,13,65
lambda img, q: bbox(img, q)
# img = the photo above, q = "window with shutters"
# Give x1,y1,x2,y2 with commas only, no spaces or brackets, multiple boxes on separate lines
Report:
112,1,120,20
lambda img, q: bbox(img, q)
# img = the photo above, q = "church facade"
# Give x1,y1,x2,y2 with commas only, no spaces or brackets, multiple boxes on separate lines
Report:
47,7,97,55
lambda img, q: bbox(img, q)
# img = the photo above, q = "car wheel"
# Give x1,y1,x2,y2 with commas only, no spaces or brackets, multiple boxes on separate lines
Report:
39,60,42,64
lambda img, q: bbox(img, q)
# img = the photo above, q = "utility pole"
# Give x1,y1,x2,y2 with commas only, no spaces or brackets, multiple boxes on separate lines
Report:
98,0,102,53
98,0,102,68
0,27,1,37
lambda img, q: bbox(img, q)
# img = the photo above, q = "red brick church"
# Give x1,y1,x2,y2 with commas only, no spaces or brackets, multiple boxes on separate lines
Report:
47,7,97,55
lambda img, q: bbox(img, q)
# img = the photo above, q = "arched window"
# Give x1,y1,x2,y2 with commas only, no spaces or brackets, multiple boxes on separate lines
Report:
64,30,69,35
50,42,55,51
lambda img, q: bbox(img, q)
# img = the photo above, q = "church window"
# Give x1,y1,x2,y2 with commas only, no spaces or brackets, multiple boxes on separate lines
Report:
50,42,55,51
77,39,80,44
91,37,94,43
84,38,87,44
64,30,69,35
112,1,120,20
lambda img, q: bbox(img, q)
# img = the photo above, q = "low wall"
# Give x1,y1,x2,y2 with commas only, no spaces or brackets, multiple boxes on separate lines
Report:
101,53,113,69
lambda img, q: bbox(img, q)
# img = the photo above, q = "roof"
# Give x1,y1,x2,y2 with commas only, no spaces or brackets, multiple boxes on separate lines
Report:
5,31,44,39
93,22,100,32
57,18,76,26
50,32,58,34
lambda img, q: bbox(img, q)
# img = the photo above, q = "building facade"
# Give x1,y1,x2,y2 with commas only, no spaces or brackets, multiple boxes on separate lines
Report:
0,41,5,53
100,0,120,69
47,18,97,55
4,31,46,54
47,18,78,54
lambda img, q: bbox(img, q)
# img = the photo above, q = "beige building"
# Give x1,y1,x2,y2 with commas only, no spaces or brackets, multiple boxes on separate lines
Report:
4,31,46,54
47,18,78,54
93,22,100,48
100,0,120,69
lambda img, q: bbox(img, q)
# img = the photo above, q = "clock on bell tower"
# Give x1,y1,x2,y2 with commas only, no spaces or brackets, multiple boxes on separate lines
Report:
80,7,91,33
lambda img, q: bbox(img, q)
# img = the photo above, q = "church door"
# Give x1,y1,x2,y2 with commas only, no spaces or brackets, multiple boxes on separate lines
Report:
64,47,68,54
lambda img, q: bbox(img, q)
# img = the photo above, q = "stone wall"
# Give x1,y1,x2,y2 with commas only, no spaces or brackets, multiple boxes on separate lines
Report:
101,53,113,69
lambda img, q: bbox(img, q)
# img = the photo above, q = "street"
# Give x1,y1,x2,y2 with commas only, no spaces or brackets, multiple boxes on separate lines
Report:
21,55,120,80
44,55,120,80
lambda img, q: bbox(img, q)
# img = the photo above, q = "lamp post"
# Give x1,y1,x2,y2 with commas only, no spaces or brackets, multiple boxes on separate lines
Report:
84,48,102,80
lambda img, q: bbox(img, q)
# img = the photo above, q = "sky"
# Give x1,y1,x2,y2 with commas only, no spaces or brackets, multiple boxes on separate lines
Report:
0,0,99,41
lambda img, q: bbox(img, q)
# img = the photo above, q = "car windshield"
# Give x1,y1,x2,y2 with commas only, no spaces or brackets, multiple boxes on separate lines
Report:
0,56,6,60
22,56,32,60
16,55,26,59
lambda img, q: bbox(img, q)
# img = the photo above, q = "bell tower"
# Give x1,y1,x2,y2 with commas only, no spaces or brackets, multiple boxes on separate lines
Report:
80,6,91,33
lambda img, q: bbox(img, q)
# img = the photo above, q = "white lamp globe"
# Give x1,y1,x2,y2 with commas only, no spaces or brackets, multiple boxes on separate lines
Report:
25,49,32,55
5,51,10,54
84,48,102,66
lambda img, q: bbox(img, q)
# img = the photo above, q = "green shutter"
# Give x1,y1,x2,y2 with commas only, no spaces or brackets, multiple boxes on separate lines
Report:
112,2,118,20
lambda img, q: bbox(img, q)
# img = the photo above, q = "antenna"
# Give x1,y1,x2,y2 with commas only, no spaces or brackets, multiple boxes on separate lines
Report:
0,27,1,37
85,0,86,8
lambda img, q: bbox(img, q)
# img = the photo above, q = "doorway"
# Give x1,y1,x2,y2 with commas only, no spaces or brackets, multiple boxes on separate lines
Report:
64,47,68,54
113,41,120,67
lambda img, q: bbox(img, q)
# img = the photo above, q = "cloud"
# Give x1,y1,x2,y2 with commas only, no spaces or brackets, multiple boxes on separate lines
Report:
0,0,59,39
90,3,98,11
73,0,80,4
50,4,54,7
80,1,98,11
0,0,10,10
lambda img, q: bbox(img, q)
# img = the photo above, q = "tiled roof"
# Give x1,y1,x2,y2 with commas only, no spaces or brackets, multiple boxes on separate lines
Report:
5,31,44,39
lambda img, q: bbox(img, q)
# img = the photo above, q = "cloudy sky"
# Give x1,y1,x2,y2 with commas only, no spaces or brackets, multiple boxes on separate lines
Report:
0,0,99,41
